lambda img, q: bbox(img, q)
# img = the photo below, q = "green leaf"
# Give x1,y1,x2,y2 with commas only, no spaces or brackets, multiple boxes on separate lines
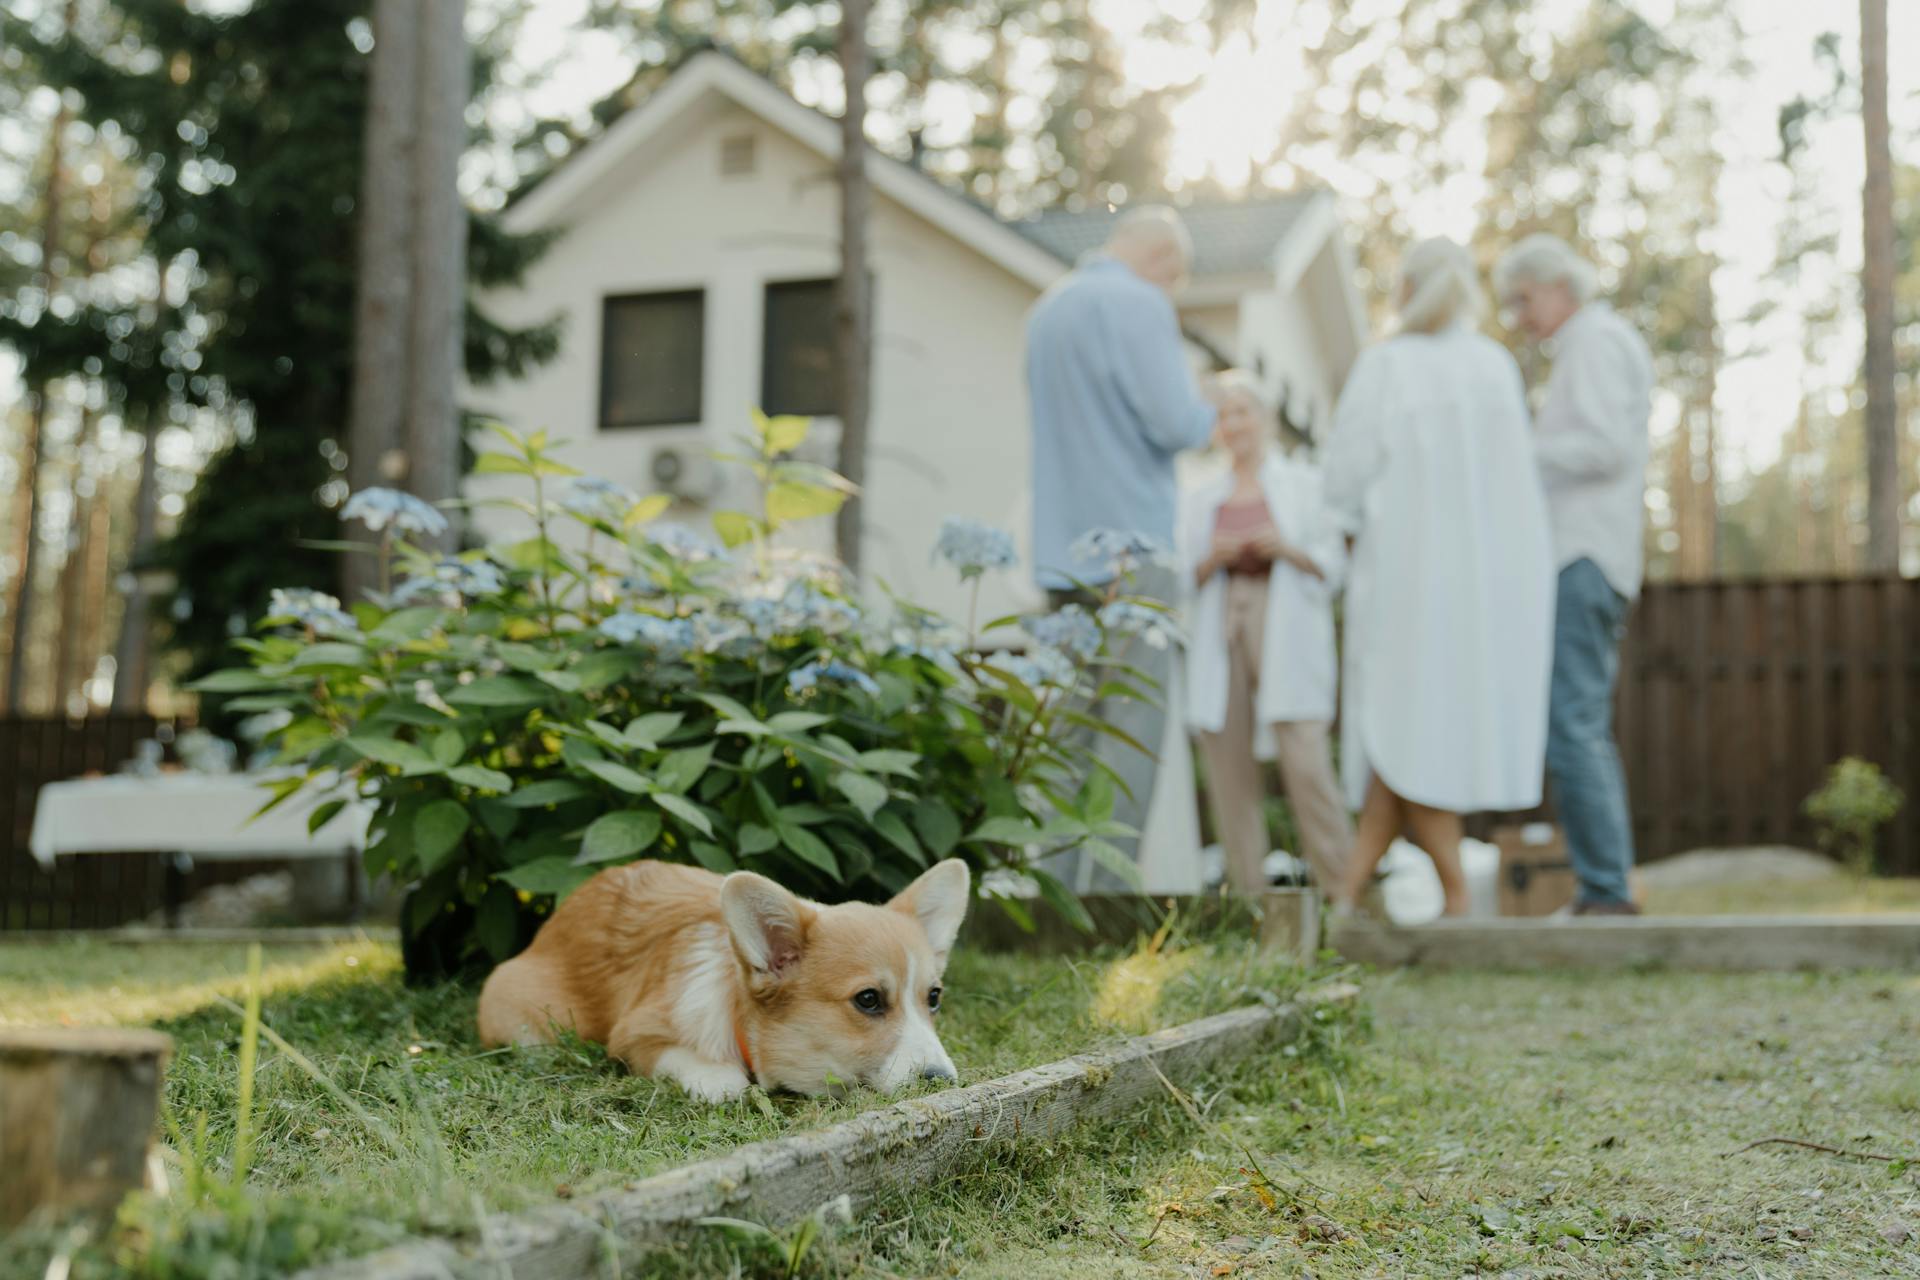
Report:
871,809,928,867
1076,770,1116,826
289,642,369,670
623,711,685,750
188,669,283,693
414,800,471,874
857,749,920,778
652,792,715,838
967,816,1039,846
581,759,655,795
583,719,631,751
1029,868,1096,934
695,692,760,724
738,822,778,855
500,856,594,898
368,607,448,646
832,771,888,821
622,493,673,528
495,642,564,672
571,650,637,692
306,798,348,835
472,450,533,476
766,710,832,734
448,764,513,792
911,800,962,857
777,821,840,878
1081,838,1145,891
753,410,812,453
431,728,465,767
474,797,521,842
578,810,662,863
657,743,715,795
476,883,521,960
766,480,845,523
346,733,440,773
712,510,759,548
688,840,736,874
446,676,550,708
504,779,594,808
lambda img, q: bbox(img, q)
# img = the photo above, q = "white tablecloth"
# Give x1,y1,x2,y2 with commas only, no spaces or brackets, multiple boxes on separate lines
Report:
29,772,371,870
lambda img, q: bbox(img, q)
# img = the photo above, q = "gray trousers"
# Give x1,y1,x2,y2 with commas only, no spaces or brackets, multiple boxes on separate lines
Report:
1040,565,1176,894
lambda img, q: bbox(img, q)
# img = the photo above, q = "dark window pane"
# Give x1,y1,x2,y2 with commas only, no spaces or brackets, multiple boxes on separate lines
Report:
762,278,838,417
600,291,703,429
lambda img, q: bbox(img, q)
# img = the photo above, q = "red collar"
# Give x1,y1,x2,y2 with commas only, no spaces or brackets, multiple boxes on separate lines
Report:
734,1023,755,1082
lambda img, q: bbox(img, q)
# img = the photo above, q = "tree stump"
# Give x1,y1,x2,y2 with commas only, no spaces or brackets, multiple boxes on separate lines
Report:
0,1028,173,1226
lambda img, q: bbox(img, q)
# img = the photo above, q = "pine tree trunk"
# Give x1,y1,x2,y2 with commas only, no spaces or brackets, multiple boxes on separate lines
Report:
53,407,98,714
4,21,74,714
833,0,873,577
109,429,159,716
404,0,468,560
1861,0,1899,571
345,0,422,602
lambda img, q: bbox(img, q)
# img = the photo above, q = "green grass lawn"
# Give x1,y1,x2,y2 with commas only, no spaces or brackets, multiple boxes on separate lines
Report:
0,928,1323,1279
1642,875,1920,917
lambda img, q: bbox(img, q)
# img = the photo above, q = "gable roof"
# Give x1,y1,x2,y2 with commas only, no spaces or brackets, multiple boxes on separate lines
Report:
1009,195,1320,278
503,51,1068,290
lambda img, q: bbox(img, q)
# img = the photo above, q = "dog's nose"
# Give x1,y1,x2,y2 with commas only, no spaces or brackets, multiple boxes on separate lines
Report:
920,1063,957,1083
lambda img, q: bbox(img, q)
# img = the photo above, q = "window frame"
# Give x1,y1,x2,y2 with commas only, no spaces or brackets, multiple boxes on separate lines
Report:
597,288,706,431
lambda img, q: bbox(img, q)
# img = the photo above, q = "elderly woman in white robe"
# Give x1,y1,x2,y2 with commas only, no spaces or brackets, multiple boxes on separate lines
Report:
1323,237,1554,917
1179,372,1352,895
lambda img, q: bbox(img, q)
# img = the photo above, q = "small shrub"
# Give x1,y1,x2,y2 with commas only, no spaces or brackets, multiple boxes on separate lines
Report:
198,415,1175,976
1803,757,1904,877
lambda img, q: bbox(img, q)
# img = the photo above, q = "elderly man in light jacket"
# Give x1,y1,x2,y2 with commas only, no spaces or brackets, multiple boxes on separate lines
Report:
1495,234,1654,915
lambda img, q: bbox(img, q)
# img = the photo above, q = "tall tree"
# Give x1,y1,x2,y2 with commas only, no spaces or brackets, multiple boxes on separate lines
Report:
1859,0,1899,571
833,0,873,574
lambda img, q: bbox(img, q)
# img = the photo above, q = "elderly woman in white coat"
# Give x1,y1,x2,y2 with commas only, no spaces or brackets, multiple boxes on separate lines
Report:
1180,371,1353,895
1323,237,1554,917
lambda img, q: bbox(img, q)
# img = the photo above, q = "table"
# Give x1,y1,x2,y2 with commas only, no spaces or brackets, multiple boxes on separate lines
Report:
30,772,373,926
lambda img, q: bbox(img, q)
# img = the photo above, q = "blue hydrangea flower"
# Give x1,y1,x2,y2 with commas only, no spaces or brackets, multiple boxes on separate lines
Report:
1069,528,1168,579
341,487,449,537
1097,600,1184,651
648,523,724,563
597,611,695,657
988,646,1078,690
932,517,1018,578
1026,605,1101,661
561,477,637,524
787,659,881,697
392,557,507,605
266,587,358,636
735,584,861,637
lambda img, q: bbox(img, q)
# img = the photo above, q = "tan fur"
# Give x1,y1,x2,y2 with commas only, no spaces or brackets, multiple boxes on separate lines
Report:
477,858,970,1101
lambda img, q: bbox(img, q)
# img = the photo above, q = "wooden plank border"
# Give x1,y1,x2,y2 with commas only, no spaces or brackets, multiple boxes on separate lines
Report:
300,995,1340,1280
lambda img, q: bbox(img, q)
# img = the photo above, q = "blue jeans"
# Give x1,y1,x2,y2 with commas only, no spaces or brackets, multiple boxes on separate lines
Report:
1546,558,1635,905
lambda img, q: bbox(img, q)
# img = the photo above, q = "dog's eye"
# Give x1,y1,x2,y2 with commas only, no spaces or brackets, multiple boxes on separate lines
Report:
927,986,942,1013
851,988,886,1015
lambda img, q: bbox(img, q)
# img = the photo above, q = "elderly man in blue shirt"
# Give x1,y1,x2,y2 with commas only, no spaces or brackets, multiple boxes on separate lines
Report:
1026,205,1219,892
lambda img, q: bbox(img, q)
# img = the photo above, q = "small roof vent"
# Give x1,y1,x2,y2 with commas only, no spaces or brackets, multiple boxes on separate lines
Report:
719,133,757,177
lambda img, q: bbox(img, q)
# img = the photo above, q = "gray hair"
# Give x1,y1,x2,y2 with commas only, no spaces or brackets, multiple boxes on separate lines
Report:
1492,233,1599,304
1397,237,1485,334
1107,205,1194,266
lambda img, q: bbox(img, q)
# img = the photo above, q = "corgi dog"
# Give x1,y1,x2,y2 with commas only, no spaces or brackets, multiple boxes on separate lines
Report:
477,858,970,1101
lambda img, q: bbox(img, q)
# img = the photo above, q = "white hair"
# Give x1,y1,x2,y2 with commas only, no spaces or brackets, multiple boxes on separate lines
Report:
1211,368,1273,417
1396,237,1486,334
1107,205,1193,266
1492,233,1599,304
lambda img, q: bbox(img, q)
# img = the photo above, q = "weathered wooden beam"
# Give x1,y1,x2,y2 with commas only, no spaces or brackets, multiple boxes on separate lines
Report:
0,1028,172,1226
1333,914,1920,972
301,996,1335,1279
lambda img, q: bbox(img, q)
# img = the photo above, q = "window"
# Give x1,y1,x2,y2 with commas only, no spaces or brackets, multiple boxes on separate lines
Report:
599,290,704,429
761,278,839,417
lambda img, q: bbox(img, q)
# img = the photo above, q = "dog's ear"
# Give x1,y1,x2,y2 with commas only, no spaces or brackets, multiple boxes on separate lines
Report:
888,858,970,964
721,872,811,980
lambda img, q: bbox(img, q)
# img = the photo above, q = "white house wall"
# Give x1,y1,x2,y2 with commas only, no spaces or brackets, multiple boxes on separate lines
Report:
469,102,1049,626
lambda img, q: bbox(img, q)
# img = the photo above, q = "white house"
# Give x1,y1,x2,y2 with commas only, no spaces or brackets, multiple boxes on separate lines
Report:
474,50,1369,627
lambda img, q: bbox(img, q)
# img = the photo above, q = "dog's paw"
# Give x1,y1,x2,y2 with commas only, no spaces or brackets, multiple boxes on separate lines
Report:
656,1049,750,1103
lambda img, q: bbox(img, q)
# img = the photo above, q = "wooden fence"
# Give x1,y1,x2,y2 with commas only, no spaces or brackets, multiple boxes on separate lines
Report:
0,715,174,930
1616,576,1917,874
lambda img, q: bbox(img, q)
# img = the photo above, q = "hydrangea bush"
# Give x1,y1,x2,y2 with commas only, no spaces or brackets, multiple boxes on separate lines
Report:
196,415,1174,975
